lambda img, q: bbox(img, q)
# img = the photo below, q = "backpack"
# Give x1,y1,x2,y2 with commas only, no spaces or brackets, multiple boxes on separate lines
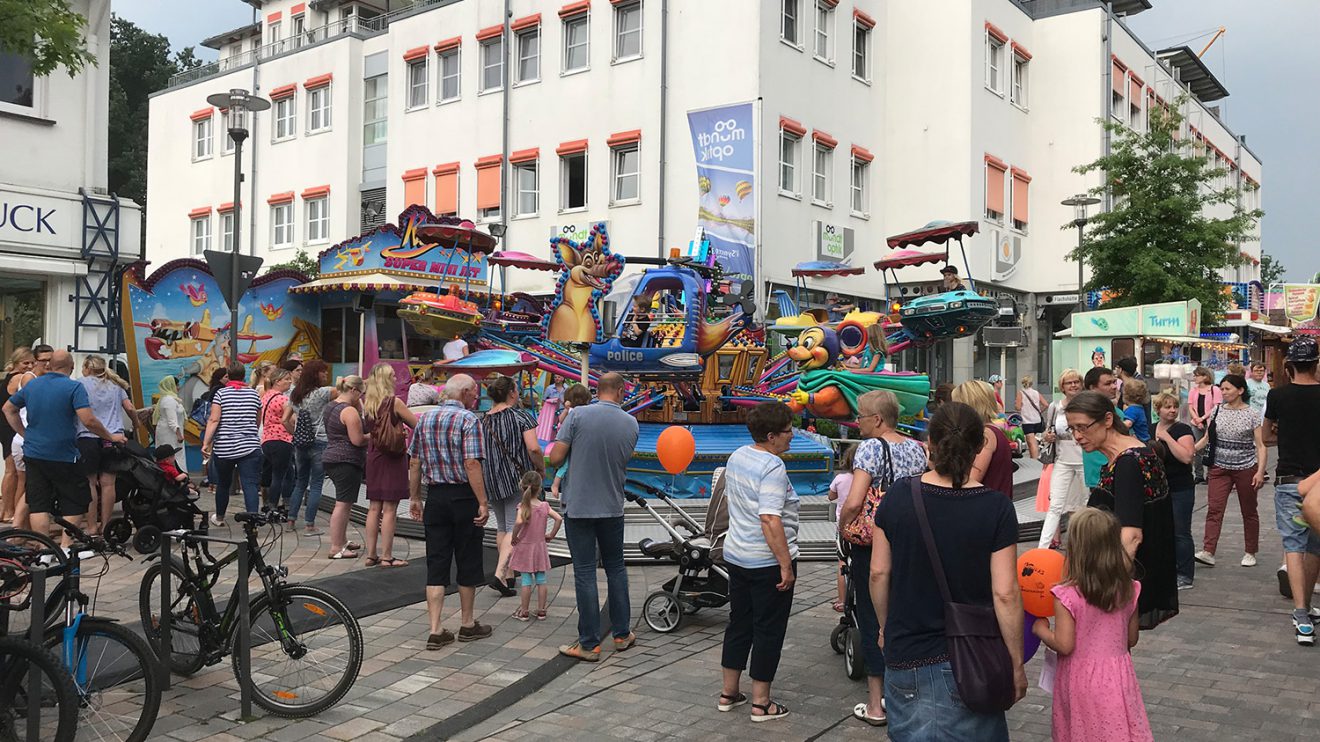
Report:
841,438,894,546
292,395,317,448
188,391,214,427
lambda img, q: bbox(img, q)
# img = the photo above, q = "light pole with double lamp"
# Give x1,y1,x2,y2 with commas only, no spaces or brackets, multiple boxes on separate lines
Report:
1061,194,1101,313
206,88,270,363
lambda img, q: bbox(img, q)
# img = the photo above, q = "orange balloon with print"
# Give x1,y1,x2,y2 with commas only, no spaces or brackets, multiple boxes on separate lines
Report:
656,426,696,475
1018,548,1066,618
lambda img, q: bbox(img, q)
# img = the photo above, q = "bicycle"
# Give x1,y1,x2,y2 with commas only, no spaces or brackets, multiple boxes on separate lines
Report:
0,551,78,742
138,509,363,718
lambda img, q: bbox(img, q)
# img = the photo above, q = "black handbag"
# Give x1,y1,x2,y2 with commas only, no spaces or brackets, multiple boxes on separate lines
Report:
911,477,1017,714
1200,407,1220,468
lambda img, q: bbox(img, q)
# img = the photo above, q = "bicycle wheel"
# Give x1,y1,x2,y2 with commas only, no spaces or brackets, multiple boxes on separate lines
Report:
0,635,79,742
47,619,161,742
138,557,208,675
0,529,68,635
236,584,363,718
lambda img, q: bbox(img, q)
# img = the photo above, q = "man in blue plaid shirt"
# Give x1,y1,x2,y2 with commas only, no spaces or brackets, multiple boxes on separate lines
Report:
409,374,494,649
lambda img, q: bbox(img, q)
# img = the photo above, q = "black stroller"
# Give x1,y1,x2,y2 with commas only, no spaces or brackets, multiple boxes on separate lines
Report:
102,442,204,554
627,470,731,633
830,534,866,680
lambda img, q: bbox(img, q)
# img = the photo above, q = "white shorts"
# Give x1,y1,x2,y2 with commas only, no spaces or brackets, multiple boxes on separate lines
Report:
11,434,24,472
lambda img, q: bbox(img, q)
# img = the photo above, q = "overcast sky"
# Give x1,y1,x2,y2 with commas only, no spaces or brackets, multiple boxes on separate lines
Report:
114,0,1318,281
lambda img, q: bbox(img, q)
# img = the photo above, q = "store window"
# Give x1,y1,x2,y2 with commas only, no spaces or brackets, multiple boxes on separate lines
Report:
320,306,361,364
0,278,45,360
376,304,406,360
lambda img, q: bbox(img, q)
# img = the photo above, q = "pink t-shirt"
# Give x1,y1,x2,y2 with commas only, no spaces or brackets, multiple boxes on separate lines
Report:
830,471,854,521
260,390,292,444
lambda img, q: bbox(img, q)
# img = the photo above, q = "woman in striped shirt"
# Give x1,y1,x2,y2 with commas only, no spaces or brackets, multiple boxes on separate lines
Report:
203,362,264,526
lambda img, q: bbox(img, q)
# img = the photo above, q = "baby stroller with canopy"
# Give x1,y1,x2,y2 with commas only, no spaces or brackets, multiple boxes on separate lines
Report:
627,469,731,633
102,441,203,554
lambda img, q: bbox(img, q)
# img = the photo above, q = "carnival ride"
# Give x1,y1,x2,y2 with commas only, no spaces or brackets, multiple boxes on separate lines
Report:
881,220,999,345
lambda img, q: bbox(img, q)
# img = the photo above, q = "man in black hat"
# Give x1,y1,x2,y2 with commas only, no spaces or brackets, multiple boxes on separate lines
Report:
940,265,966,292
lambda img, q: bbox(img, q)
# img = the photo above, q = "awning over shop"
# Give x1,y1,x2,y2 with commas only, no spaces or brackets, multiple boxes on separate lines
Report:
288,272,441,294
1246,322,1293,336
1146,335,1246,350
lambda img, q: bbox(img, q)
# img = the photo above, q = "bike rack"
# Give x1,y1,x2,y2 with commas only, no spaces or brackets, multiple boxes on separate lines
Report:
158,531,253,719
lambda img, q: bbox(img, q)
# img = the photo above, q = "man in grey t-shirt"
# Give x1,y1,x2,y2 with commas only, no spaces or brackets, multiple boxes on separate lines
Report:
549,372,640,661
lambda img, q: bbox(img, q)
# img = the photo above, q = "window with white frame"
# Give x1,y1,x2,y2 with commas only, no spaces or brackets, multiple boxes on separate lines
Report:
306,197,329,243
0,50,36,109
813,1,834,63
563,14,589,72
363,75,387,144
307,85,331,132
293,15,306,48
438,49,461,101
985,33,1004,93
219,111,234,154
220,212,235,252
1129,86,1142,129
781,0,800,47
1111,63,1125,120
192,117,213,160
812,144,832,204
850,157,869,215
614,1,642,61
271,203,294,248
407,58,428,108
1011,54,1028,107
191,215,211,255
514,161,539,216
561,152,587,211
267,21,282,52
779,129,801,196
851,20,870,81
480,37,504,92
273,96,296,141
612,144,640,203
516,28,540,84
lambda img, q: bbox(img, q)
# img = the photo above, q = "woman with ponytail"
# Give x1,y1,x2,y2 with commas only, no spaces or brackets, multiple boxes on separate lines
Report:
77,354,137,535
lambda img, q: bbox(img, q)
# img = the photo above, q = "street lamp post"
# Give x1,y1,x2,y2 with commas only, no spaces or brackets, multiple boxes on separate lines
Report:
1061,194,1101,313
206,89,270,364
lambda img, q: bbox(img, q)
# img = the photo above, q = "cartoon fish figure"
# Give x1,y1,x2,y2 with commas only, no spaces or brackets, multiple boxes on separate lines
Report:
260,301,284,320
180,283,208,307
735,180,752,201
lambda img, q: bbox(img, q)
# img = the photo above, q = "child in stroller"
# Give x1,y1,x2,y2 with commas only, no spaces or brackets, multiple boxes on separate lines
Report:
101,441,203,554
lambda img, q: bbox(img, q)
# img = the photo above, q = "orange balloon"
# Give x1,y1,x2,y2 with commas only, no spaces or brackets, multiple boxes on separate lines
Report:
1017,548,1066,618
656,426,696,475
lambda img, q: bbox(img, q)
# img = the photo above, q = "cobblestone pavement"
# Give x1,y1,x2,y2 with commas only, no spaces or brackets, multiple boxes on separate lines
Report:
12,476,1316,741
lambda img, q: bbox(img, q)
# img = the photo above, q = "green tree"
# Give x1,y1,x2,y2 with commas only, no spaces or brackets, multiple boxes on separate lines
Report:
1071,100,1262,324
263,250,319,278
0,0,95,76
1259,253,1286,287
108,17,201,225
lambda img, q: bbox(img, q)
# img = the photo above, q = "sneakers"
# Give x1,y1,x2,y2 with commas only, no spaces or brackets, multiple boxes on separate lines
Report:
1293,610,1315,647
458,621,493,642
1194,550,1216,567
1241,553,1257,567
1176,578,1194,591
209,514,225,527
558,642,602,662
614,632,637,652
1279,566,1292,599
426,630,455,650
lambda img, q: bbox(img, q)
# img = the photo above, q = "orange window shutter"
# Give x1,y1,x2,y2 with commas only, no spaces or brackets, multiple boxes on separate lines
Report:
1012,174,1029,224
1128,78,1142,106
1112,62,1125,94
986,165,1006,214
435,171,458,215
404,177,426,208
476,165,501,210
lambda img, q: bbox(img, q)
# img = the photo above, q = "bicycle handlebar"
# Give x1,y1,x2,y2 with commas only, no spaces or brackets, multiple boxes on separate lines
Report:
51,516,131,559
232,509,288,528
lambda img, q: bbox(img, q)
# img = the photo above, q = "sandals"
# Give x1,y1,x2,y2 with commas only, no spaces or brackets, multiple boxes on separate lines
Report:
328,547,359,560
513,608,531,622
363,556,381,567
535,608,547,621
717,692,747,712
750,700,789,723
853,701,887,727
379,557,409,567
832,601,845,612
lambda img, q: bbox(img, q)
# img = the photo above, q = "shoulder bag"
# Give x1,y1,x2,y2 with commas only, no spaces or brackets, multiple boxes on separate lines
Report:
372,398,408,455
841,438,893,546
1200,406,1220,469
911,477,1017,713
1038,404,1058,466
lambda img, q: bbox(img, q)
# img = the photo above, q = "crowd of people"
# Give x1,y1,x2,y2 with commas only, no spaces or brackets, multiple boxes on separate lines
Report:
3,335,1319,740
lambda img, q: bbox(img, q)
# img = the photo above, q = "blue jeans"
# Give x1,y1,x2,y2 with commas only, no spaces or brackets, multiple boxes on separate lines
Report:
884,661,1009,741
1170,486,1196,583
213,449,263,518
290,441,326,526
564,516,631,650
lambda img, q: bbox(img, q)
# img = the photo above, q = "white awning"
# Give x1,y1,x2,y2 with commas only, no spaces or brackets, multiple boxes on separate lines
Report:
1246,321,1292,336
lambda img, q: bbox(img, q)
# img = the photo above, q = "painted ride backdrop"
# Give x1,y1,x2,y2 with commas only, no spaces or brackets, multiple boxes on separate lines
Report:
315,205,488,286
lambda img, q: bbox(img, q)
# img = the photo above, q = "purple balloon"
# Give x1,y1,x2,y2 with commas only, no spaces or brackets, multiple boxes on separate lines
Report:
1023,610,1042,663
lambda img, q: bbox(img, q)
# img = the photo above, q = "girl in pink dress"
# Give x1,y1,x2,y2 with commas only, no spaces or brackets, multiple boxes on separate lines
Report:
510,471,562,621
1033,507,1153,742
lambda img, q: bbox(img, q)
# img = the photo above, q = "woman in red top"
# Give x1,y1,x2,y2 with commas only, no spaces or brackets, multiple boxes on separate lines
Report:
260,368,296,509
952,380,1016,498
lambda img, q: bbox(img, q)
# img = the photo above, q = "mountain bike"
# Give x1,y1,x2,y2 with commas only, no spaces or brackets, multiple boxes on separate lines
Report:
138,509,363,718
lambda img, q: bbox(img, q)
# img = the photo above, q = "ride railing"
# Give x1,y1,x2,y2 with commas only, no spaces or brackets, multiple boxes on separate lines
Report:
167,0,453,89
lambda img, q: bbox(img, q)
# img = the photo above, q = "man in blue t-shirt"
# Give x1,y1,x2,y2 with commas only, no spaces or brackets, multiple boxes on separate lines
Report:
3,350,125,543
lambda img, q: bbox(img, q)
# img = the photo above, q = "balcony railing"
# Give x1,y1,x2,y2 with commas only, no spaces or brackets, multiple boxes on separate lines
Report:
167,0,452,90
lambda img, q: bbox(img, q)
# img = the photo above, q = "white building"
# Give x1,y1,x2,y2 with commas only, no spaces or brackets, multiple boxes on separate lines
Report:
146,0,1263,385
0,0,141,357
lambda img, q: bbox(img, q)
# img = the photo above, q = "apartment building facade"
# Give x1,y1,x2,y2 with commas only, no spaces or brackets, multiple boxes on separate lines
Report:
146,0,1264,385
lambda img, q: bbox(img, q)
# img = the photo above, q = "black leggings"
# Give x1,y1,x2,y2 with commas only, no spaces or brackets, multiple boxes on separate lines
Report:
721,562,797,683
849,544,886,677
262,440,296,506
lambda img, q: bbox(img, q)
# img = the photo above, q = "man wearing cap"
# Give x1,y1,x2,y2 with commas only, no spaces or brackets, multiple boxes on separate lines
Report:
826,293,854,323
988,374,1006,414
940,265,966,292
1262,336,1320,646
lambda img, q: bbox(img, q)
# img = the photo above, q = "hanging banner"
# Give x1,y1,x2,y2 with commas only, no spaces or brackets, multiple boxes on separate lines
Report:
688,102,755,281
1283,284,1320,335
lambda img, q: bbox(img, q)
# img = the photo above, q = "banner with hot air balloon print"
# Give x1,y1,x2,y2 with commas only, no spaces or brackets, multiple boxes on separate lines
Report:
688,102,756,281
